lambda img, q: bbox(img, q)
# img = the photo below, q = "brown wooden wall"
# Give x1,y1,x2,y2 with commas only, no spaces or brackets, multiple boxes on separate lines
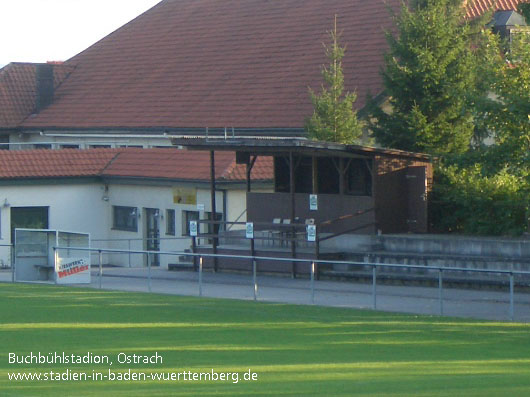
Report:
373,155,432,233
247,192,375,234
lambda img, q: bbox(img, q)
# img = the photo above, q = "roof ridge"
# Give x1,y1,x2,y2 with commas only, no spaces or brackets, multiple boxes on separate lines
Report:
99,150,125,175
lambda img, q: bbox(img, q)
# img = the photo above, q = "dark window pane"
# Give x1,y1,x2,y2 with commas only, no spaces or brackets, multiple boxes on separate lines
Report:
113,206,138,232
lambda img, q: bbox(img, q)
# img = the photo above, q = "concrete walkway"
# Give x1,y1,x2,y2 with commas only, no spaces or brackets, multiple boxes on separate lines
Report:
2,267,529,322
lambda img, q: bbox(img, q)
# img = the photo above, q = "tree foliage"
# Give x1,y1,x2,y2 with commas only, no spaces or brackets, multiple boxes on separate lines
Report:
481,33,530,171
368,0,488,155
430,164,528,236
305,17,362,144
430,34,530,236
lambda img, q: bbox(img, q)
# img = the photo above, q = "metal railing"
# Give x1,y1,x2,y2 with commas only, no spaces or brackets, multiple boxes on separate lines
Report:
44,245,530,322
91,237,190,267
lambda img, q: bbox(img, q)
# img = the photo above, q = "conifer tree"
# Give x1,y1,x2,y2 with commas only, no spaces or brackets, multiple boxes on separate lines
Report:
368,0,486,155
305,16,362,144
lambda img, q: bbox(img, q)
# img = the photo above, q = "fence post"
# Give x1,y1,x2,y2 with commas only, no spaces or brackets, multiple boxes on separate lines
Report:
11,244,15,283
509,273,514,321
54,247,58,285
199,256,203,297
147,252,152,293
310,261,315,304
253,259,258,301
372,265,377,310
99,250,103,289
438,269,443,316
128,239,132,268
192,236,197,272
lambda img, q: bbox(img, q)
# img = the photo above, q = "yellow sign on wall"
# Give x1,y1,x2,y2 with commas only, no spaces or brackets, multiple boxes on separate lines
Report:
173,188,197,205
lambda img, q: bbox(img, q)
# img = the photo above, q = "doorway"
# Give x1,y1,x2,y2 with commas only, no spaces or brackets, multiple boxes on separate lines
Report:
143,208,160,266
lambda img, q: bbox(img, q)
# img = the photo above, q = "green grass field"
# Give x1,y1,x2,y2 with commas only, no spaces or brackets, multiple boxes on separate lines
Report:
1,283,530,396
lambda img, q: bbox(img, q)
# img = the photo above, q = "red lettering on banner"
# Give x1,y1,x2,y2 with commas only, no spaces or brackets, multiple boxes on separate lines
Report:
58,265,89,279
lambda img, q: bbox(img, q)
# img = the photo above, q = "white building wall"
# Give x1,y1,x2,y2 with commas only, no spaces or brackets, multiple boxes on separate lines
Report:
0,180,270,269
0,183,109,267
224,188,271,230
103,184,224,268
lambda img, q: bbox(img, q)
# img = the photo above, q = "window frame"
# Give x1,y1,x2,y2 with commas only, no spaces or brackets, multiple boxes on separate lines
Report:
166,209,176,236
112,206,138,232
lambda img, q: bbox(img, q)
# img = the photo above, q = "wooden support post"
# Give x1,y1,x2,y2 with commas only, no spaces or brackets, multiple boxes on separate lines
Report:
315,235,320,281
312,156,318,194
246,155,257,193
289,151,296,278
339,157,345,195
191,236,197,272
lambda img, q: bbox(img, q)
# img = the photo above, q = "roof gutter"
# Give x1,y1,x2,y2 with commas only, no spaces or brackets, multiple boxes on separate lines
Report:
39,132,174,140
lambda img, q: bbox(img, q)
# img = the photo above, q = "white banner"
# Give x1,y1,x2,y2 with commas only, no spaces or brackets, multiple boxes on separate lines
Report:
56,257,90,284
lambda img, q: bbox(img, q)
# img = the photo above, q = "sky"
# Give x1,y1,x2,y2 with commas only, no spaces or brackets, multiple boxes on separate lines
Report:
0,0,162,67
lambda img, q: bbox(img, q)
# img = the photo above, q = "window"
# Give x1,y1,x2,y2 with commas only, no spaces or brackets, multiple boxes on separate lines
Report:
346,159,372,196
166,209,176,235
182,210,199,236
10,207,49,242
60,144,79,149
112,206,138,232
89,145,112,148
34,144,52,150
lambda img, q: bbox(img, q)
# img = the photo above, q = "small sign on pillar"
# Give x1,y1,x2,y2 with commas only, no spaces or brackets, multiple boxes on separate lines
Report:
246,222,254,239
189,221,198,237
309,194,318,211
307,224,316,242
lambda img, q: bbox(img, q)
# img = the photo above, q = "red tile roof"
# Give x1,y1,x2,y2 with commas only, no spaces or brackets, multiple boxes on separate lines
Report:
0,148,273,182
6,0,527,131
0,63,73,129
466,0,527,18
0,148,118,178
20,0,404,130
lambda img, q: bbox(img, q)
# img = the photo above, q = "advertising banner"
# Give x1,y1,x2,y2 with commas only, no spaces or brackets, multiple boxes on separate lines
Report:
56,257,90,284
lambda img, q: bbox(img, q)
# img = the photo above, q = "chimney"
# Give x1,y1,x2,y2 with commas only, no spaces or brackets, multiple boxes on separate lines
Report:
35,64,54,112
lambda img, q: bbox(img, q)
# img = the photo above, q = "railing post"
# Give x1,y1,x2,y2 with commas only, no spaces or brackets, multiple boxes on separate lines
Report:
509,273,514,321
99,250,103,289
192,236,197,272
310,261,315,304
438,268,443,316
54,247,58,285
315,236,320,281
128,239,132,268
253,259,258,301
372,265,377,310
199,256,203,297
147,252,152,293
11,244,15,283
